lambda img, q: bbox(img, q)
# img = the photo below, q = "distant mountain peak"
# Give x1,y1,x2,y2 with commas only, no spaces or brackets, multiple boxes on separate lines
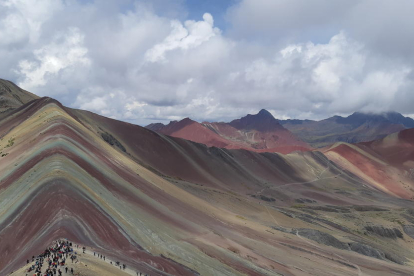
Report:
343,111,414,128
146,122,165,132
151,117,197,135
229,109,284,132
257,109,273,118
180,117,194,123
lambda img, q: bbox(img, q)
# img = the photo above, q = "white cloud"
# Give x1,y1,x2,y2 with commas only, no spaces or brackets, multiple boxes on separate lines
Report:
0,12,29,46
126,101,148,111
145,13,220,62
220,32,411,118
80,96,107,111
0,0,414,125
1,0,63,44
17,28,90,92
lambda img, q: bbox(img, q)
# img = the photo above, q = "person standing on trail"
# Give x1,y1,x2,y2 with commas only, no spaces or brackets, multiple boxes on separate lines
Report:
70,267,74,274
65,267,68,273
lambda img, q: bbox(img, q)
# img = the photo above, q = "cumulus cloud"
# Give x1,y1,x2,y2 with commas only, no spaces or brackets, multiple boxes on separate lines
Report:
17,28,90,92
1,0,414,125
1,0,63,44
145,13,220,62
230,32,411,116
0,12,29,46
228,0,414,59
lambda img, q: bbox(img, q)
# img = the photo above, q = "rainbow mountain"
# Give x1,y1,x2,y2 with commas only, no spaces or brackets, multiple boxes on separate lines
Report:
1,79,414,275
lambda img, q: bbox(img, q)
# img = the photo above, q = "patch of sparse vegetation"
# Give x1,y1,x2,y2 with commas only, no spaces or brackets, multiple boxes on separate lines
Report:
291,204,306,209
364,225,403,239
295,198,317,204
353,206,388,212
236,215,246,220
5,137,15,148
101,132,126,152
251,194,276,202
390,218,406,226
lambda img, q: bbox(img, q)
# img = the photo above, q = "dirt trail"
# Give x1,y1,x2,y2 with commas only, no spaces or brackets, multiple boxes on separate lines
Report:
71,245,146,276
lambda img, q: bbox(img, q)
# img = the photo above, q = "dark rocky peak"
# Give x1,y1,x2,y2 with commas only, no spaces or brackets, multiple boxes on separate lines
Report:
337,111,414,128
383,112,414,128
343,112,390,126
229,109,285,132
160,117,197,134
257,109,273,118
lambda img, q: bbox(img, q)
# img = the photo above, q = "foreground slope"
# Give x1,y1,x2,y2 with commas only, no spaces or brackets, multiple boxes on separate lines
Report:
1,96,414,275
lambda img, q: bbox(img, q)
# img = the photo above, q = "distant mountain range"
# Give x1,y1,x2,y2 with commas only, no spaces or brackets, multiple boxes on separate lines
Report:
147,109,310,154
280,111,414,147
147,109,414,150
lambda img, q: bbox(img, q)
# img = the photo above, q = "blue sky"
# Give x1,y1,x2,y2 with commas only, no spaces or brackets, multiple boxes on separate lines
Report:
185,0,237,30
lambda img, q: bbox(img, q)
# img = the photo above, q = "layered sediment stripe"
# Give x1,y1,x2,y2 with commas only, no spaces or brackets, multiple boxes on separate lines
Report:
1,97,281,275
326,143,413,198
2,96,414,276
0,178,197,275
0,100,205,274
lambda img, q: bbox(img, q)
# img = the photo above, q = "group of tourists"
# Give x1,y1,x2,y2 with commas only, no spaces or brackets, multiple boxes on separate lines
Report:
24,239,151,276
26,239,75,276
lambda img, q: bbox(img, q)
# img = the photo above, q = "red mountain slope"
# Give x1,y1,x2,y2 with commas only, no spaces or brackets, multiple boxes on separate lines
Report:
147,110,310,154
324,129,414,199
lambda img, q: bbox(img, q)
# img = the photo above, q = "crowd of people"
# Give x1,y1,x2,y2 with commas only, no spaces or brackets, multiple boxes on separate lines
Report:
23,239,150,276
26,239,75,276
20,240,149,276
